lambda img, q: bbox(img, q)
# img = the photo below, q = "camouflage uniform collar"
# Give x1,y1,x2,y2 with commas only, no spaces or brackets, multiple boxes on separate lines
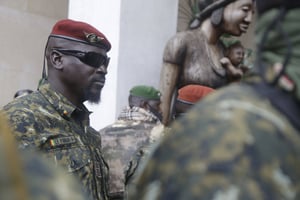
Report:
38,82,90,119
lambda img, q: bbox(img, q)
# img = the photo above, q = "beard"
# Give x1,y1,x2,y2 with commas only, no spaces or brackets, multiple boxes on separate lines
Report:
84,75,106,104
84,84,102,104
87,91,101,104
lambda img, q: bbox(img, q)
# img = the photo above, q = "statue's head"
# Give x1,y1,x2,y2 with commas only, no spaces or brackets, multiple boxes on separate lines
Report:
190,0,254,34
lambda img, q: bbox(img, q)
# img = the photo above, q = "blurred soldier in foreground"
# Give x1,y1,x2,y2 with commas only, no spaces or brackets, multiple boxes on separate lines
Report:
2,19,111,200
129,0,300,199
100,85,164,199
0,113,88,200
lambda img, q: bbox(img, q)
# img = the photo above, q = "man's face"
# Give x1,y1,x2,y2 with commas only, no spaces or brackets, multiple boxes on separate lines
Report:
147,100,162,121
222,0,255,36
60,43,109,104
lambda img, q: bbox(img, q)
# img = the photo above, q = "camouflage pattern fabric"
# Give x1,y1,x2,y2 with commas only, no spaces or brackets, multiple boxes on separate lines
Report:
0,113,89,200
100,106,165,199
2,82,109,200
128,83,300,200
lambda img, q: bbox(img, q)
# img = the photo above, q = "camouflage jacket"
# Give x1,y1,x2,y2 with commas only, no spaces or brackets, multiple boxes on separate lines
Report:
100,106,165,199
0,113,89,200
129,83,300,200
2,82,109,200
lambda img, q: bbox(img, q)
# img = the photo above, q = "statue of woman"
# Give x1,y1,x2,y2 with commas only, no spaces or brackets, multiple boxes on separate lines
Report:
159,0,255,125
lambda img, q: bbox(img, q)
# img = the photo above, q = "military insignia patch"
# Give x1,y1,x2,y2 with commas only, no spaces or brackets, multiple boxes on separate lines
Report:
49,136,77,148
84,32,104,43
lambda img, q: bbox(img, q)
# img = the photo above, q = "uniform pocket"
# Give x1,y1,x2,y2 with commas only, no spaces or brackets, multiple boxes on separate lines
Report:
40,134,92,172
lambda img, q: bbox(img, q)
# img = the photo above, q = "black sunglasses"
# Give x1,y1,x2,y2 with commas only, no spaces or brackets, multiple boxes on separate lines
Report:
53,49,110,68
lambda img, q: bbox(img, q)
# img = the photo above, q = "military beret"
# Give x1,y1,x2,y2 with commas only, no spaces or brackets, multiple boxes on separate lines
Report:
50,19,111,51
130,85,161,100
177,84,215,104
256,0,300,15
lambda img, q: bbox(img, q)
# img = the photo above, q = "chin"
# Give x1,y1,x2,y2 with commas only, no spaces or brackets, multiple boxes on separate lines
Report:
85,90,102,104
230,31,243,36
88,95,101,104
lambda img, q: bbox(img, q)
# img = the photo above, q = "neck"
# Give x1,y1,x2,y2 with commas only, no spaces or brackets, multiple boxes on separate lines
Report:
48,78,82,107
199,19,222,44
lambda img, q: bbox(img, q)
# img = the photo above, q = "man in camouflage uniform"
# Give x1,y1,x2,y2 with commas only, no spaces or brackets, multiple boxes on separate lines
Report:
128,0,300,199
2,19,111,200
100,85,164,199
0,112,89,200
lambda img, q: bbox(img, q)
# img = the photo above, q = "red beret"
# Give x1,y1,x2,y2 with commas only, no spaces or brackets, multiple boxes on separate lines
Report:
50,19,111,51
177,85,215,104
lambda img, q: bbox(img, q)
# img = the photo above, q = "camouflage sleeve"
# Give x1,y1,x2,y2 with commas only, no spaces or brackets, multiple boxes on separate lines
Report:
128,85,300,200
2,101,41,149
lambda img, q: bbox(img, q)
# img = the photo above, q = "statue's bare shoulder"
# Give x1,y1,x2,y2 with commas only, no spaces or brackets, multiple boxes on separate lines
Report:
163,31,198,64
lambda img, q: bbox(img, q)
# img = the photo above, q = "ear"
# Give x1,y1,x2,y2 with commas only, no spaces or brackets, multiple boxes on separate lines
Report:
140,100,148,110
50,50,64,70
189,13,201,29
211,8,224,27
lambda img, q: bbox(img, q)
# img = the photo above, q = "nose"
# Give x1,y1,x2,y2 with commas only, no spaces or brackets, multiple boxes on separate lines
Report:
96,65,107,74
244,10,253,23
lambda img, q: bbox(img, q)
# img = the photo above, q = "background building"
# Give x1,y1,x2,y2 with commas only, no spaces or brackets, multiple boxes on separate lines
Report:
0,0,254,130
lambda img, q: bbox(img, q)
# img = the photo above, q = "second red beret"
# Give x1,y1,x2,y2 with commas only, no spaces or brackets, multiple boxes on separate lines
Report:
177,84,215,104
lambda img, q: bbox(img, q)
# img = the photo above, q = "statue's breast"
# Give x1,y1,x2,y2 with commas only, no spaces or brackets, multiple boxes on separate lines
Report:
181,49,227,88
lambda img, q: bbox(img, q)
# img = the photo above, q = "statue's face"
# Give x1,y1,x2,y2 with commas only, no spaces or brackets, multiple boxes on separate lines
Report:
228,46,245,66
221,0,255,36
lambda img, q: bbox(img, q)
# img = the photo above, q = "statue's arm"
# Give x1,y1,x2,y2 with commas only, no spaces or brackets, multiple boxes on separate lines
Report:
220,57,243,82
159,34,187,125
159,61,180,125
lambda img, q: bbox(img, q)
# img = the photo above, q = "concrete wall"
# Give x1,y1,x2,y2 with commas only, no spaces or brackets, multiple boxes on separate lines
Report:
116,0,178,117
0,0,68,106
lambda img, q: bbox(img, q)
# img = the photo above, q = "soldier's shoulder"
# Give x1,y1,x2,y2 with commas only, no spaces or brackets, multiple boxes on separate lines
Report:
3,92,43,113
100,120,158,137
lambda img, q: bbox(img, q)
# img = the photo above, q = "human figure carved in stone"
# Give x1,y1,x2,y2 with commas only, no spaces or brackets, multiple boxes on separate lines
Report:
220,40,248,82
159,0,255,125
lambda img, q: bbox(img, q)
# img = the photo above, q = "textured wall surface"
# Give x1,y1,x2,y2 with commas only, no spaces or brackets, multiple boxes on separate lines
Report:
0,0,68,106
